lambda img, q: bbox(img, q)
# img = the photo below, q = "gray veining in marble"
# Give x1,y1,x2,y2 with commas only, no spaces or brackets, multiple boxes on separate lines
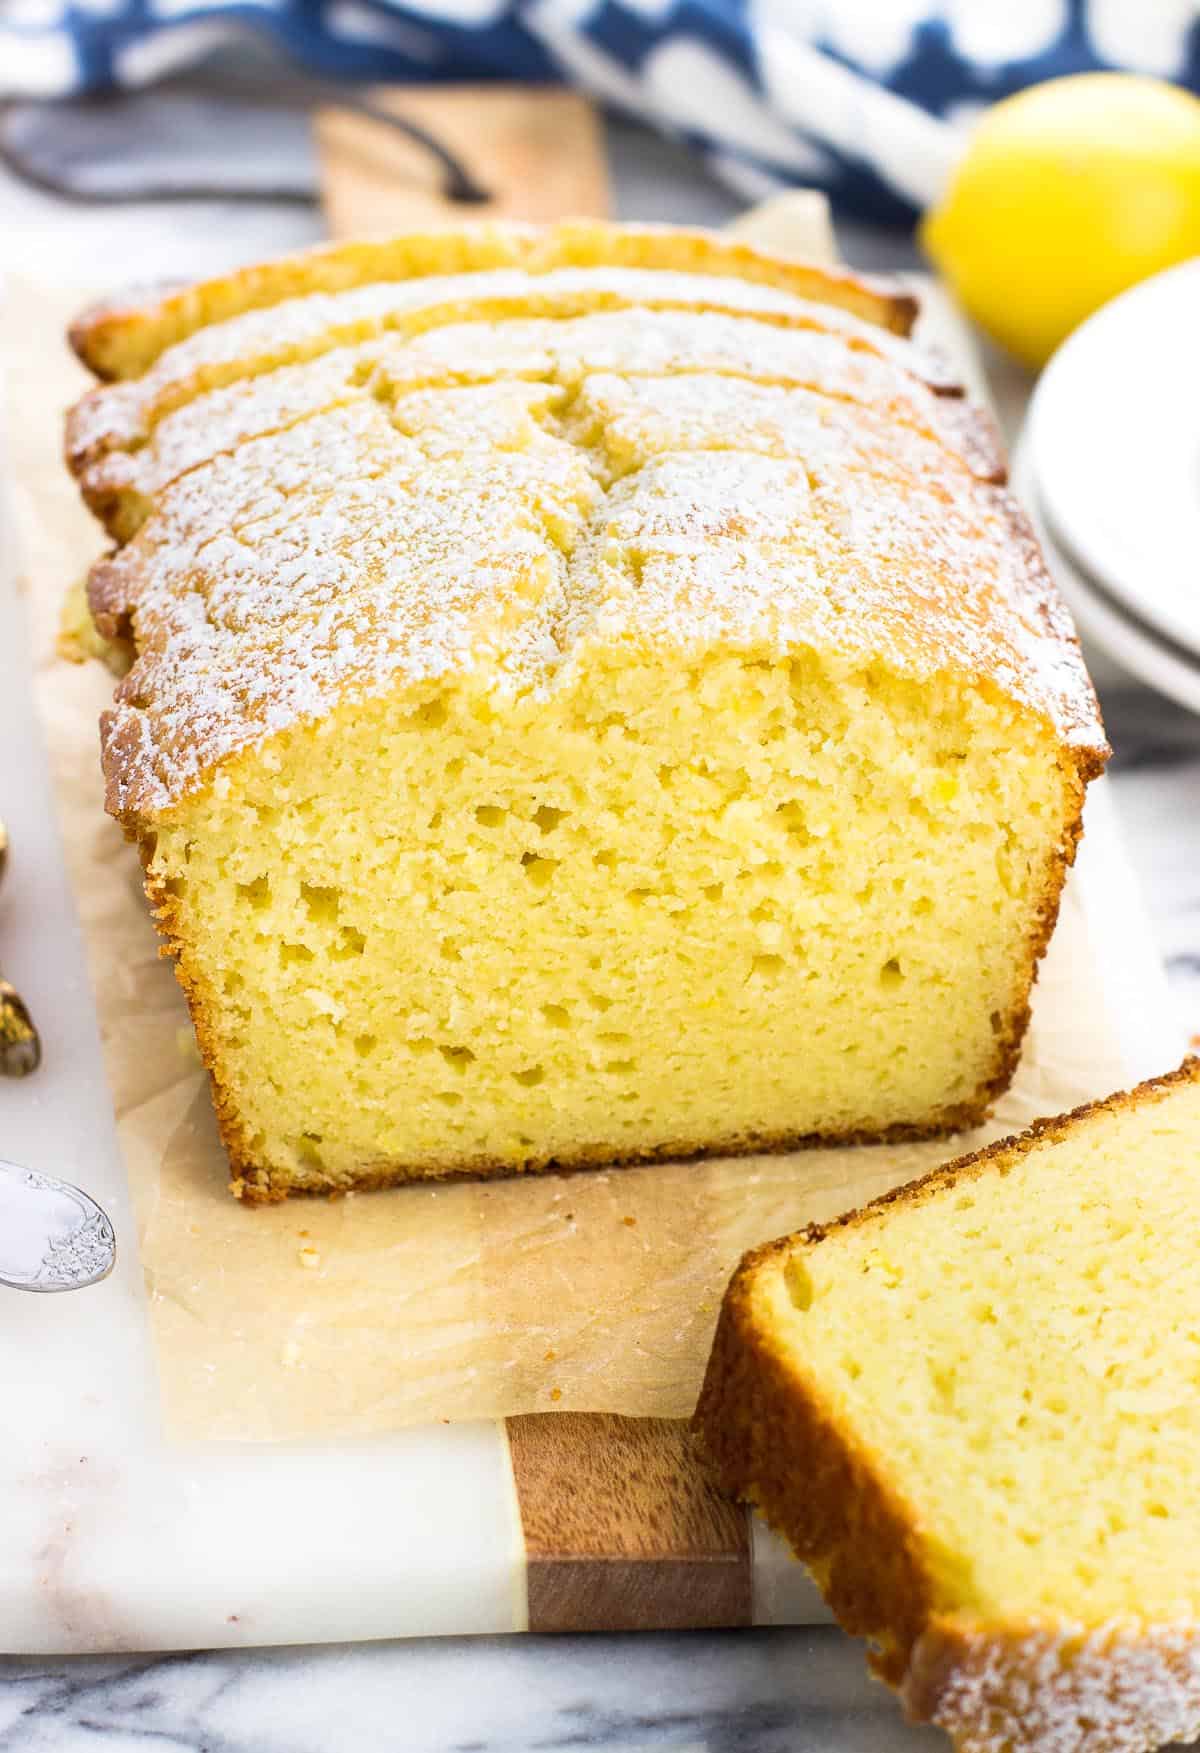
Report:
0,1630,945,1752
1,57,1197,1752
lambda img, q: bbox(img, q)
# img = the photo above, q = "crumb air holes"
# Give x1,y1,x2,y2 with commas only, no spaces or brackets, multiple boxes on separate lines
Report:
879,957,903,989
533,805,568,833
929,1361,957,1414
237,875,271,910
521,853,558,888
300,882,341,925
784,1257,814,1311
439,1045,475,1073
775,800,812,842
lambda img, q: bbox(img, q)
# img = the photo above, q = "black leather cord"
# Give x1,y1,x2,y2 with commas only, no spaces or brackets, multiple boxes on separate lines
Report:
0,74,491,206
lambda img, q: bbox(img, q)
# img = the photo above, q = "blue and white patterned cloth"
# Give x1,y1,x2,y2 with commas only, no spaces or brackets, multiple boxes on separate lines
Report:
2,0,1198,223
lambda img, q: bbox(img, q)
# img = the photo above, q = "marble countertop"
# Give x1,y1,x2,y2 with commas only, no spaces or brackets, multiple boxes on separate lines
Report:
1,73,1197,1752
0,1628,942,1752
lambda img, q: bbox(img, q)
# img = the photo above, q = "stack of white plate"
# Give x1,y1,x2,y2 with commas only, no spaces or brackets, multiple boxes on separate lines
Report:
1014,259,1200,716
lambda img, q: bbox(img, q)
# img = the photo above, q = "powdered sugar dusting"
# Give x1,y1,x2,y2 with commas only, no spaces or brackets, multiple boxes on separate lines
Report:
68,265,954,469
74,253,1104,824
80,344,373,519
907,1617,1200,1753
79,307,1001,533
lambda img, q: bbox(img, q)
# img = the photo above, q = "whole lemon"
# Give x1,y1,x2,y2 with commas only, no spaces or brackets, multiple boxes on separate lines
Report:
921,74,1200,369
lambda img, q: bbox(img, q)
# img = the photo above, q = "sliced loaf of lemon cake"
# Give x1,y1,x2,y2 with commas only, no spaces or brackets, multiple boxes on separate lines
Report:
65,221,1106,1201
696,1058,1200,1753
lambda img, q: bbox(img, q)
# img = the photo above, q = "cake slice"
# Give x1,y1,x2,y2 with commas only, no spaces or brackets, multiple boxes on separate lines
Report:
64,220,1106,1201
695,1058,1200,1753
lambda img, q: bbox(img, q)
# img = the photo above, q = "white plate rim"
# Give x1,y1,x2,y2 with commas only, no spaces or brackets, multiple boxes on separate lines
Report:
1026,258,1200,660
1014,436,1200,719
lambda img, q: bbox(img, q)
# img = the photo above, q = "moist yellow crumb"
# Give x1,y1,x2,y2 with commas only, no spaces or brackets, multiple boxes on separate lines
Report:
57,577,131,674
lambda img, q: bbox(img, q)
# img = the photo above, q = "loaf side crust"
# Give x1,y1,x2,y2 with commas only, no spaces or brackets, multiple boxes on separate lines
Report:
693,1058,1200,1751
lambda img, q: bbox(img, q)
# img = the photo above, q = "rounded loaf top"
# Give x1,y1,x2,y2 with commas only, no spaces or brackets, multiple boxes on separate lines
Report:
65,220,1107,824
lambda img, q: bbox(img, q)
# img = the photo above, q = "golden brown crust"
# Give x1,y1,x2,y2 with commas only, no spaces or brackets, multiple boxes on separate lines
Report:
693,1058,1200,1745
695,1248,941,1680
69,221,918,380
225,1120,982,1206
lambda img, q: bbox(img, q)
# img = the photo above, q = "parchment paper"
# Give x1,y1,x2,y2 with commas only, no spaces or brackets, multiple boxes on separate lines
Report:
3,273,1130,1443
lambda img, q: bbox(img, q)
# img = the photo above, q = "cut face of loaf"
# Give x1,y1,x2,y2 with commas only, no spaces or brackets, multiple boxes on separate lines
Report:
147,651,1078,1197
65,221,1107,1201
694,1060,1200,1753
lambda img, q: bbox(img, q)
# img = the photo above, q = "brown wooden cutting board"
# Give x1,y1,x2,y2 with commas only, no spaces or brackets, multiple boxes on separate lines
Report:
315,84,610,235
508,1413,753,1632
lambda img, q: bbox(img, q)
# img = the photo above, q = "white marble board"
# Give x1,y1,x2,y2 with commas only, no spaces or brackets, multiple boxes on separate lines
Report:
0,262,1181,1654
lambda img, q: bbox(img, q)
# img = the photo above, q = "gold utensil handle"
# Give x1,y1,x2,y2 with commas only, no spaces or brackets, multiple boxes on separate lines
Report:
0,819,41,1074
0,978,40,1076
